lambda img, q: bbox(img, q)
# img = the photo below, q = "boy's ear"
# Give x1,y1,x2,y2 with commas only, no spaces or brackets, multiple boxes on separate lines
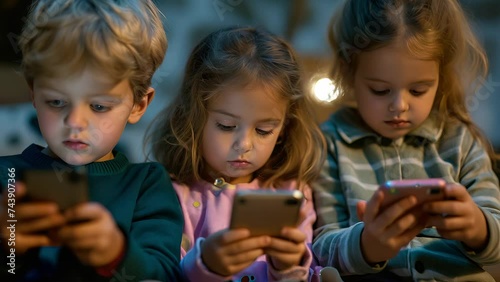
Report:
128,87,155,124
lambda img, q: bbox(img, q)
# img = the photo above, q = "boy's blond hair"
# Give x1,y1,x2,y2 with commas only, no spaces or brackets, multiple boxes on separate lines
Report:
19,0,167,103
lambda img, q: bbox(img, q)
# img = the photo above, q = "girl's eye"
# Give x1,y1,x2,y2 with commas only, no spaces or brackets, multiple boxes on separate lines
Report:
47,100,67,108
410,89,427,96
216,123,235,131
91,104,110,112
370,89,390,96
256,128,273,136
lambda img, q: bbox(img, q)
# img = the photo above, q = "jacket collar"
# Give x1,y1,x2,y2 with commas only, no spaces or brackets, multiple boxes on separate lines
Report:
331,107,443,145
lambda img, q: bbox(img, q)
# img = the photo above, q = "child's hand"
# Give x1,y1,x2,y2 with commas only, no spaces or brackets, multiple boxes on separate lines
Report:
265,227,307,271
423,183,488,251
356,200,367,221
0,182,65,254
360,190,426,264
201,228,271,276
57,202,124,267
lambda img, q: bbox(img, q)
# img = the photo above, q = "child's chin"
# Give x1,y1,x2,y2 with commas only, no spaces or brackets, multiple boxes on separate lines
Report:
60,154,93,166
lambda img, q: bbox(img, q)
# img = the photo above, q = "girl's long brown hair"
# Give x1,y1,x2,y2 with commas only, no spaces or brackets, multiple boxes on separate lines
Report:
147,26,326,188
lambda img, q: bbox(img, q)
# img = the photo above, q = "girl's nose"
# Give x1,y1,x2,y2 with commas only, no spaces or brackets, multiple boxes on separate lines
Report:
388,92,409,113
233,131,253,153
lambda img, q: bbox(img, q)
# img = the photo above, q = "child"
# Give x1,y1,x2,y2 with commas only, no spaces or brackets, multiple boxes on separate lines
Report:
0,0,184,281
312,0,500,281
147,26,326,281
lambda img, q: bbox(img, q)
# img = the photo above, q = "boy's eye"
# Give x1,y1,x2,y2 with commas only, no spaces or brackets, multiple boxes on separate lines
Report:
256,128,273,136
370,89,390,96
91,104,110,112
47,100,67,108
216,122,235,131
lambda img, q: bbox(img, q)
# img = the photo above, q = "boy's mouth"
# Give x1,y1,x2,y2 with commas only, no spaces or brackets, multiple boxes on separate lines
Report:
63,140,88,150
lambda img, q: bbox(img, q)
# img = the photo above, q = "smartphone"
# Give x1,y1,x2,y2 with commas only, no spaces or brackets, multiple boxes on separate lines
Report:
229,190,304,237
380,178,446,208
23,168,88,210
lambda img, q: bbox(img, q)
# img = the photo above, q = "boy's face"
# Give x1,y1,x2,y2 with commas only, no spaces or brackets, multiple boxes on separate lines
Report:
352,41,439,140
202,83,287,184
32,66,151,165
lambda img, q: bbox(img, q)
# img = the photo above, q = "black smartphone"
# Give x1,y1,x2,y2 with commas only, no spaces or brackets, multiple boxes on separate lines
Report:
230,190,303,237
23,168,88,210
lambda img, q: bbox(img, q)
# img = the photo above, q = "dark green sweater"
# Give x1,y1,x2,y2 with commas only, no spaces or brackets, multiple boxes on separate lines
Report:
0,144,184,282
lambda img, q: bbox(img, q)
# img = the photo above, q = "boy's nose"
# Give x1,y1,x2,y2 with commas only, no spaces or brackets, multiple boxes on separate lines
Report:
64,106,88,130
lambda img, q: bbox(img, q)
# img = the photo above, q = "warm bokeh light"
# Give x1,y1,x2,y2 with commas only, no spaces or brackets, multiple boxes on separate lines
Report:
312,77,339,102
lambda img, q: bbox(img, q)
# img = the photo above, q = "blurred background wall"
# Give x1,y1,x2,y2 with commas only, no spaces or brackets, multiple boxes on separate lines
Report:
1,0,499,161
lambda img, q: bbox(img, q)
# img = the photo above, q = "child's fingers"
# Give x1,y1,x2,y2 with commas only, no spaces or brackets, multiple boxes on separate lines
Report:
444,183,468,201
223,247,266,265
17,212,66,233
356,200,367,221
210,256,257,277
423,184,469,216
57,218,99,241
16,234,53,253
22,235,52,246
1,181,27,200
63,202,106,222
202,232,265,276
377,195,418,226
363,190,384,223
218,228,251,243
0,181,26,200
267,237,305,254
63,233,99,250
16,202,60,219
224,235,271,256
15,182,27,198
427,215,464,231
279,227,306,244
397,220,428,244
363,195,419,246
383,207,423,238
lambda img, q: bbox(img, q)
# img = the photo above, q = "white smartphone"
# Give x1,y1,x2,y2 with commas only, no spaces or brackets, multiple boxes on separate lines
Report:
229,190,304,237
23,168,88,210
380,178,446,208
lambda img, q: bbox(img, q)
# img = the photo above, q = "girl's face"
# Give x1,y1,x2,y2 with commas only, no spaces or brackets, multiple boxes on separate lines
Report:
353,41,439,139
32,66,149,165
202,83,287,184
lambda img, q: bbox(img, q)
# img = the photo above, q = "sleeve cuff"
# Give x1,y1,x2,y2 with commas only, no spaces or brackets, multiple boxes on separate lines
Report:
348,222,387,274
95,240,126,277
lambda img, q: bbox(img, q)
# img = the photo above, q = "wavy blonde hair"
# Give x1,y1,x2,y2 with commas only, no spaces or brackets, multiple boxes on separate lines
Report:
328,0,497,163
147,27,326,188
19,0,167,103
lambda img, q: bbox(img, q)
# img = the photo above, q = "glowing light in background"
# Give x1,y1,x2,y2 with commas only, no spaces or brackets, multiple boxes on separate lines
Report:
312,78,340,102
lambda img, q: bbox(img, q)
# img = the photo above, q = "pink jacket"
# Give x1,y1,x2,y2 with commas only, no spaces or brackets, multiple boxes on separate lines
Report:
173,178,318,282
